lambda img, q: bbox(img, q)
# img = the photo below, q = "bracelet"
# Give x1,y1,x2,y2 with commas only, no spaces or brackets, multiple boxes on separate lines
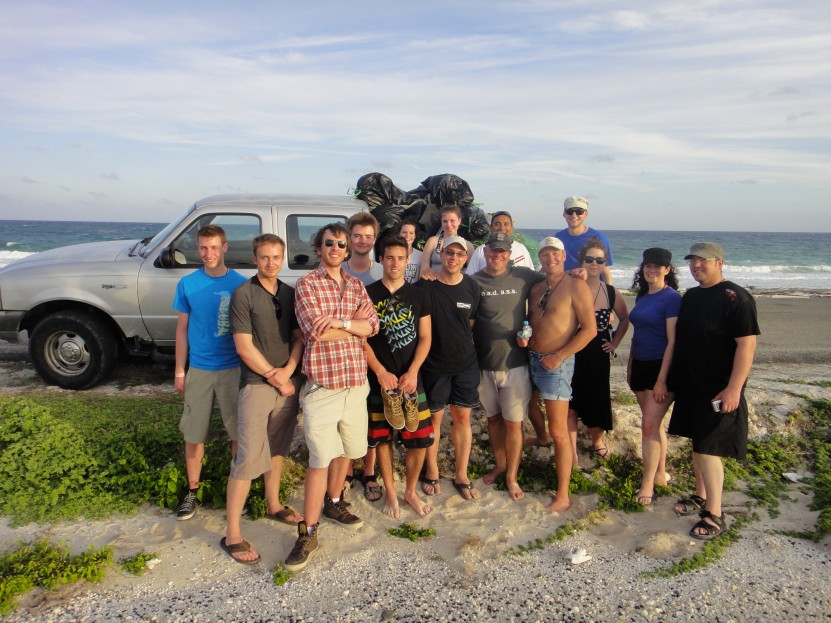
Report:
174,373,185,378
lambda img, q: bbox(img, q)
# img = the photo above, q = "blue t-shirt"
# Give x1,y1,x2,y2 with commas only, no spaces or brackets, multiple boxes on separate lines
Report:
173,268,248,370
629,287,682,361
553,227,614,271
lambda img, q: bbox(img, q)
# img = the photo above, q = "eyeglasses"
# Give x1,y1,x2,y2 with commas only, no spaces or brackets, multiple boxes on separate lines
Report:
442,250,467,258
583,256,606,264
323,239,347,249
565,208,586,216
271,295,282,319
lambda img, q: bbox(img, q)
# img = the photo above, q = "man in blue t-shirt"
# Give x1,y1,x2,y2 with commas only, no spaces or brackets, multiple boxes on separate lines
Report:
173,224,247,520
553,196,614,283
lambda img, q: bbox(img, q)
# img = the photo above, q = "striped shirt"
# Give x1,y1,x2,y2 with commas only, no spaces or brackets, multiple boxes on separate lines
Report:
295,265,379,389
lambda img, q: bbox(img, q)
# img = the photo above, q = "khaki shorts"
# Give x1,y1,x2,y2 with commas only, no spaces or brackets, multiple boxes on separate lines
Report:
478,366,532,422
230,380,301,481
300,380,369,469
179,367,239,444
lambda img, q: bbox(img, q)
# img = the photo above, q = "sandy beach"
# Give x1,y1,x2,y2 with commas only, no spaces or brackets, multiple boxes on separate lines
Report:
0,294,829,622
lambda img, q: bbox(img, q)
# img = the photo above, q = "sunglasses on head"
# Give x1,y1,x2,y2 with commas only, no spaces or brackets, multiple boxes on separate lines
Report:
583,256,606,264
323,239,347,248
565,208,586,216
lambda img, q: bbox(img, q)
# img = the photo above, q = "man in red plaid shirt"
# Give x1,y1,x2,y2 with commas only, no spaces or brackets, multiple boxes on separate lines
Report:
284,222,379,571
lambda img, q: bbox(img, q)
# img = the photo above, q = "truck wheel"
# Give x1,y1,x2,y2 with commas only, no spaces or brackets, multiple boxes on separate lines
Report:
29,311,118,390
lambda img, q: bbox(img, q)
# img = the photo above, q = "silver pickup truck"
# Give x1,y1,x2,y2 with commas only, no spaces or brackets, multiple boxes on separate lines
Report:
0,194,369,389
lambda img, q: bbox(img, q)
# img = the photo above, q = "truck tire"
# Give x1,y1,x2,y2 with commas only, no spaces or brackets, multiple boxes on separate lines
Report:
29,311,118,390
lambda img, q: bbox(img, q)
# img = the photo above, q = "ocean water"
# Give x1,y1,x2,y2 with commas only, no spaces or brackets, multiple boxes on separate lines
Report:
1,220,829,291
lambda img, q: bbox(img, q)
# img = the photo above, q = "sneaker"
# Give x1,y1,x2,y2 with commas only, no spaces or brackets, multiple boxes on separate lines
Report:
403,392,419,432
382,389,405,430
322,494,364,530
176,490,200,521
283,522,319,572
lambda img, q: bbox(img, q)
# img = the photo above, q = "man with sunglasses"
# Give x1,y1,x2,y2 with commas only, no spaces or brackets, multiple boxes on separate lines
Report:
465,211,534,274
417,235,482,501
172,225,247,522
520,237,596,513
223,234,304,564
470,232,544,501
286,223,379,571
554,196,614,283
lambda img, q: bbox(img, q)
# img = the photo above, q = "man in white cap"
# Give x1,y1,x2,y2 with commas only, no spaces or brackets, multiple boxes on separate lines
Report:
519,236,596,513
668,242,759,541
554,196,614,283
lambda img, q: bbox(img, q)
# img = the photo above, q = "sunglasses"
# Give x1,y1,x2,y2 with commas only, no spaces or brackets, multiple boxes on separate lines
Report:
323,239,347,248
537,285,552,316
442,249,467,258
565,208,586,216
583,256,606,264
271,295,282,319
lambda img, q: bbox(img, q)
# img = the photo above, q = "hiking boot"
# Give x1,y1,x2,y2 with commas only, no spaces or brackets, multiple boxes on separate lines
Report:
283,522,319,572
382,389,405,430
176,490,200,521
322,494,364,530
403,392,419,432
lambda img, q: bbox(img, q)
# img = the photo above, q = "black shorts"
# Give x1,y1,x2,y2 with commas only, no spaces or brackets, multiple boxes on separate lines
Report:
422,360,480,412
628,359,664,392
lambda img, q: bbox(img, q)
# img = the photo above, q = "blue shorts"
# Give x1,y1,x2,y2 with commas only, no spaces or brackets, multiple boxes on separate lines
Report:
529,351,575,401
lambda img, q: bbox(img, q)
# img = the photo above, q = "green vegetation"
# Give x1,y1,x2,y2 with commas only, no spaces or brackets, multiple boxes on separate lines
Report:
272,565,292,586
0,540,113,615
388,522,436,541
802,399,831,538
119,551,158,576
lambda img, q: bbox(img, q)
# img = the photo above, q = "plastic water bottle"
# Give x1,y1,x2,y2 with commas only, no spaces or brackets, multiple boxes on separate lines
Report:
517,320,532,339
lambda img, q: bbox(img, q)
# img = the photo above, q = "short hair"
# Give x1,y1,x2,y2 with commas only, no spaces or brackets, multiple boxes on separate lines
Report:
379,235,410,257
490,210,513,224
197,224,227,244
312,222,350,253
577,237,608,264
440,205,463,219
346,212,380,237
251,233,285,254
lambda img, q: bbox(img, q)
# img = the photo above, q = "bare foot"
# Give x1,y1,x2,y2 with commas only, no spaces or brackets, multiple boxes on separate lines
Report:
483,467,506,485
547,495,571,513
506,481,525,501
404,491,433,517
382,495,400,519
524,435,552,448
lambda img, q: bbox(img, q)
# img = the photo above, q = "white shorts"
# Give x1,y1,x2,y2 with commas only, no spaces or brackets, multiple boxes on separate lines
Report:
478,365,532,423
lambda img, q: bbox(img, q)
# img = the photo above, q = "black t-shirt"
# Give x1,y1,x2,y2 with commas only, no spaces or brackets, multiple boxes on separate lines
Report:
671,281,760,396
416,275,481,374
365,281,431,378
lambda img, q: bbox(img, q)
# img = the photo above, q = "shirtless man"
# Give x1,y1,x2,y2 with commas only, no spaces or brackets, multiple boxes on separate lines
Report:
519,237,596,512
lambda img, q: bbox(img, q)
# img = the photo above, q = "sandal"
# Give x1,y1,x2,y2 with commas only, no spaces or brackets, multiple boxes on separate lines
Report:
594,446,611,461
219,537,261,565
263,506,303,525
635,492,658,507
361,472,383,502
419,470,440,496
674,494,706,516
452,480,479,501
690,509,725,540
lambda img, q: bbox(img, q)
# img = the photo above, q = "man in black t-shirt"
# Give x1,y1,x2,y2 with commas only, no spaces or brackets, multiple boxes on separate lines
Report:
365,236,435,518
668,242,760,541
417,236,482,501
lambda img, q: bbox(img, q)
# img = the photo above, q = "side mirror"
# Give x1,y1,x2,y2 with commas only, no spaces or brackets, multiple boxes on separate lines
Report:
156,245,183,268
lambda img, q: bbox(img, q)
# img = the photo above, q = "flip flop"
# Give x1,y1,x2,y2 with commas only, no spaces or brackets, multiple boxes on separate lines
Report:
264,506,303,525
635,492,657,507
219,537,261,565
452,480,478,501
419,469,440,496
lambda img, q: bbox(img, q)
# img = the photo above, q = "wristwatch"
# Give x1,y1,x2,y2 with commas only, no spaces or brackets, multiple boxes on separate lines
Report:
342,318,351,331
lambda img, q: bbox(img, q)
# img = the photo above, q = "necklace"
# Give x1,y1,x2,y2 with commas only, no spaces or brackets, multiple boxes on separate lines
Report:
537,276,565,317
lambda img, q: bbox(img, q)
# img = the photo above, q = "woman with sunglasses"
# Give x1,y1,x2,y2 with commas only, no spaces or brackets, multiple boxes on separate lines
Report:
628,248,681,506
568,239,629,466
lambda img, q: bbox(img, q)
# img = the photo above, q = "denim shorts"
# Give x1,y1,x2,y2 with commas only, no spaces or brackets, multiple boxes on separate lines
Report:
528,351,575,401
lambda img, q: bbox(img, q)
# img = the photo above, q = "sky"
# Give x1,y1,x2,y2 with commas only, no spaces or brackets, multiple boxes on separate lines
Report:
1,1,829,231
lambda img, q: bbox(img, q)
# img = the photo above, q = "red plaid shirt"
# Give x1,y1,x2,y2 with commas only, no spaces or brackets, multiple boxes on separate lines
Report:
295,265,379,389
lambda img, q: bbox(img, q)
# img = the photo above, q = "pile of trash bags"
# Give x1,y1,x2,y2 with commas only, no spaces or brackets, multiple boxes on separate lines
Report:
354,172,490,252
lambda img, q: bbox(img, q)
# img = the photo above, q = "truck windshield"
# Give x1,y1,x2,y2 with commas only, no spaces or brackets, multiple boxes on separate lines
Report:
140,207,196,258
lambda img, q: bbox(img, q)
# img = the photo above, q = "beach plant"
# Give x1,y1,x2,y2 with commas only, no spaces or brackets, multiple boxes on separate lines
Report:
272,565,292,586
388,522,436,541
0,540,113,615
504,510,604,556
119,551,158,576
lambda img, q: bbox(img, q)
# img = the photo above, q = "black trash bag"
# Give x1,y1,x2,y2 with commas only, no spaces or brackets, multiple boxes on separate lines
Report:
459,205,490,243
371,203,408,233
418,174,475,210
355,172,410,208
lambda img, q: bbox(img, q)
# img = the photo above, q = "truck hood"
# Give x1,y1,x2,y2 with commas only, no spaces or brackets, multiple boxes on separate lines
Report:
1,240,135,269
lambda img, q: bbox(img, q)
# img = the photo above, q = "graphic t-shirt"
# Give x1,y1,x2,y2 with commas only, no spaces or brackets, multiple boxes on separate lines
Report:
416,275,481,374
405,249,423,283
173,268,247,370
470,267,545,370
366,281,431,379
629,287,682,361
